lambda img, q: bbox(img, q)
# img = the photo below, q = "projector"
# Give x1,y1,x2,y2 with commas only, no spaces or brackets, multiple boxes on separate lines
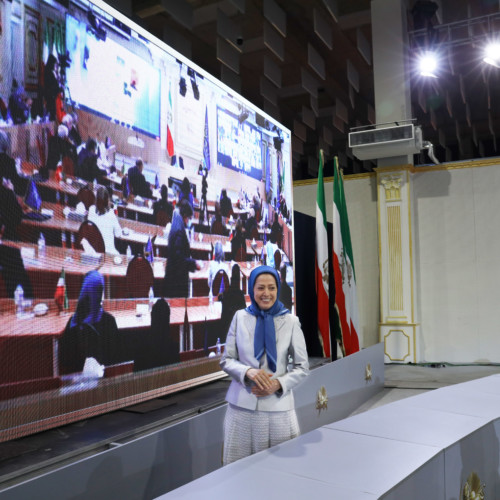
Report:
349,123,423,161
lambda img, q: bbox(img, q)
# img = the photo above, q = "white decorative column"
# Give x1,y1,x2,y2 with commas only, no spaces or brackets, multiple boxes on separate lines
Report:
377,167,419,363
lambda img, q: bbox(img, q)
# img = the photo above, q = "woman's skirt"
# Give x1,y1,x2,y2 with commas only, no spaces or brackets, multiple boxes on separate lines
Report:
222,403,300,465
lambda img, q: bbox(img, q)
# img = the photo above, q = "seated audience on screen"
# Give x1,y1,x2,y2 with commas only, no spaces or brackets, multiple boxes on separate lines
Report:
244,207,258,238
58,270,119,374
45,124,77,173
271,213,283,244
163,199,200,298
279,192,288,220
62,113,82,148
0,178,23,241
8,80,32,125
208,241,227,293
219,263,246,337
210,201,228,236
76,139,106,183
279,263,293,311
251,193,261,215
178,176,194,208
231,219,246,261
88,186,122,254
149,297,179,367
0,130,25,195
265,232,280,268
153,184,173,223
219,189,233,218
128,158,152,199
0,214,33,298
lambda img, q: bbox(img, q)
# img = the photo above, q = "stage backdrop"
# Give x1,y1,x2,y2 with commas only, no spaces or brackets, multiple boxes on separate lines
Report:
0,0,294,442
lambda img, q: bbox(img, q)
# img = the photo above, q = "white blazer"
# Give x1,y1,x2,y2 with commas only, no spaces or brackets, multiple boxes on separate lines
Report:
220,309,309,412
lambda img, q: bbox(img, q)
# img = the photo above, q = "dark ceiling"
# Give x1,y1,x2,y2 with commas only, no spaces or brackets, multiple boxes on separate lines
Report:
106,0,500,179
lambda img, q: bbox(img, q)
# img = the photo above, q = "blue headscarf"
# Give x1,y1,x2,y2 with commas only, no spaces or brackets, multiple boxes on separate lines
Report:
246,265,288,372
70,270,104,328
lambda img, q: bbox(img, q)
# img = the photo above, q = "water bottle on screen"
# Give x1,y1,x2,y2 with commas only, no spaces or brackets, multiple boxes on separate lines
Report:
14,285,24,318
38,232,45,257
216,337,221,356
126,245,132,261
148,286,155,312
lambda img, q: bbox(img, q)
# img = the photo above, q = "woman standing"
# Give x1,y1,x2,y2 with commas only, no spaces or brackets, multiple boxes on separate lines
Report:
163,199,201,297
220,265,309,465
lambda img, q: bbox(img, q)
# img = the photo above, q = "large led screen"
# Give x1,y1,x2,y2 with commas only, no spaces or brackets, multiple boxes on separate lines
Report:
0,0,293,442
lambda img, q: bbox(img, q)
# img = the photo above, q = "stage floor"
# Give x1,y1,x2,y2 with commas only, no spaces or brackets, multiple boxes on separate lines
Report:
2,361,500,490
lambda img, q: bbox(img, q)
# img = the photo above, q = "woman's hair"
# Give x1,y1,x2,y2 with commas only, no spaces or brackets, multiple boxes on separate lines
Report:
58,124,69,139
214,201,222,220
181,177,191,195
213,241,224,262
178,198,193,219
160,184,168,201
61,114,73,128
230,264,241,289
86,138,97,153
95,186,109,215
46,54,58,72
234,218,243,235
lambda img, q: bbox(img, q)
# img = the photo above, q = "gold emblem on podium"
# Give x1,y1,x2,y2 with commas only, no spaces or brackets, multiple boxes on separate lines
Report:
365,363,372,381
316,386,328,412
462,471,485,500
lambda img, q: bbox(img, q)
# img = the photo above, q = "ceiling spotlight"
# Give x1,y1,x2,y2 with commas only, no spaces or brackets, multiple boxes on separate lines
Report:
483,43,500,68
418,51,438,77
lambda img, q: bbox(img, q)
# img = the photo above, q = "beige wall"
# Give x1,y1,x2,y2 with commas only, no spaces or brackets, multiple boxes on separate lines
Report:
413,160,500,363
294,159,500,363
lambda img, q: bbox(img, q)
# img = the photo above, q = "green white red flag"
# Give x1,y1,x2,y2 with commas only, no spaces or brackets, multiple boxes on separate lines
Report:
54,268,69,312
332,157,360,355
315,150,331,358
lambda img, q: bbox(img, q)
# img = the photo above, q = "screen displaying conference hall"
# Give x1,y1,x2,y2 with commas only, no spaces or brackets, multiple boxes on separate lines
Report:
0,0,294,443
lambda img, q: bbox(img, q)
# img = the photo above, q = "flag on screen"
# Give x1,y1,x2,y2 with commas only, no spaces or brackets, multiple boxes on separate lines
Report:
315,150,331,358
332,157,360,356
155,173,160,190
54,268,68,311
145,236,154,264
203,106,211,171
26,179,42,211
166,81,175,157
167,126,175,157
183,301,189,352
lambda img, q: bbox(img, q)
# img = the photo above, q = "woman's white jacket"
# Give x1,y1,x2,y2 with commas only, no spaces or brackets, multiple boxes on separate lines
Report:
220,309,309,412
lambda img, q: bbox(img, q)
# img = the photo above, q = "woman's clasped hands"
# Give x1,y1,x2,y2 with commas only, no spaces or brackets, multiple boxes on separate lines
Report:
246,368,281,397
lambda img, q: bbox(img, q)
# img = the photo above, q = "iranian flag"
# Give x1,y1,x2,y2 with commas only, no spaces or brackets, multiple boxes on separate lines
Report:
54,268,69,313
332,157,360,356
315,150,331,358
